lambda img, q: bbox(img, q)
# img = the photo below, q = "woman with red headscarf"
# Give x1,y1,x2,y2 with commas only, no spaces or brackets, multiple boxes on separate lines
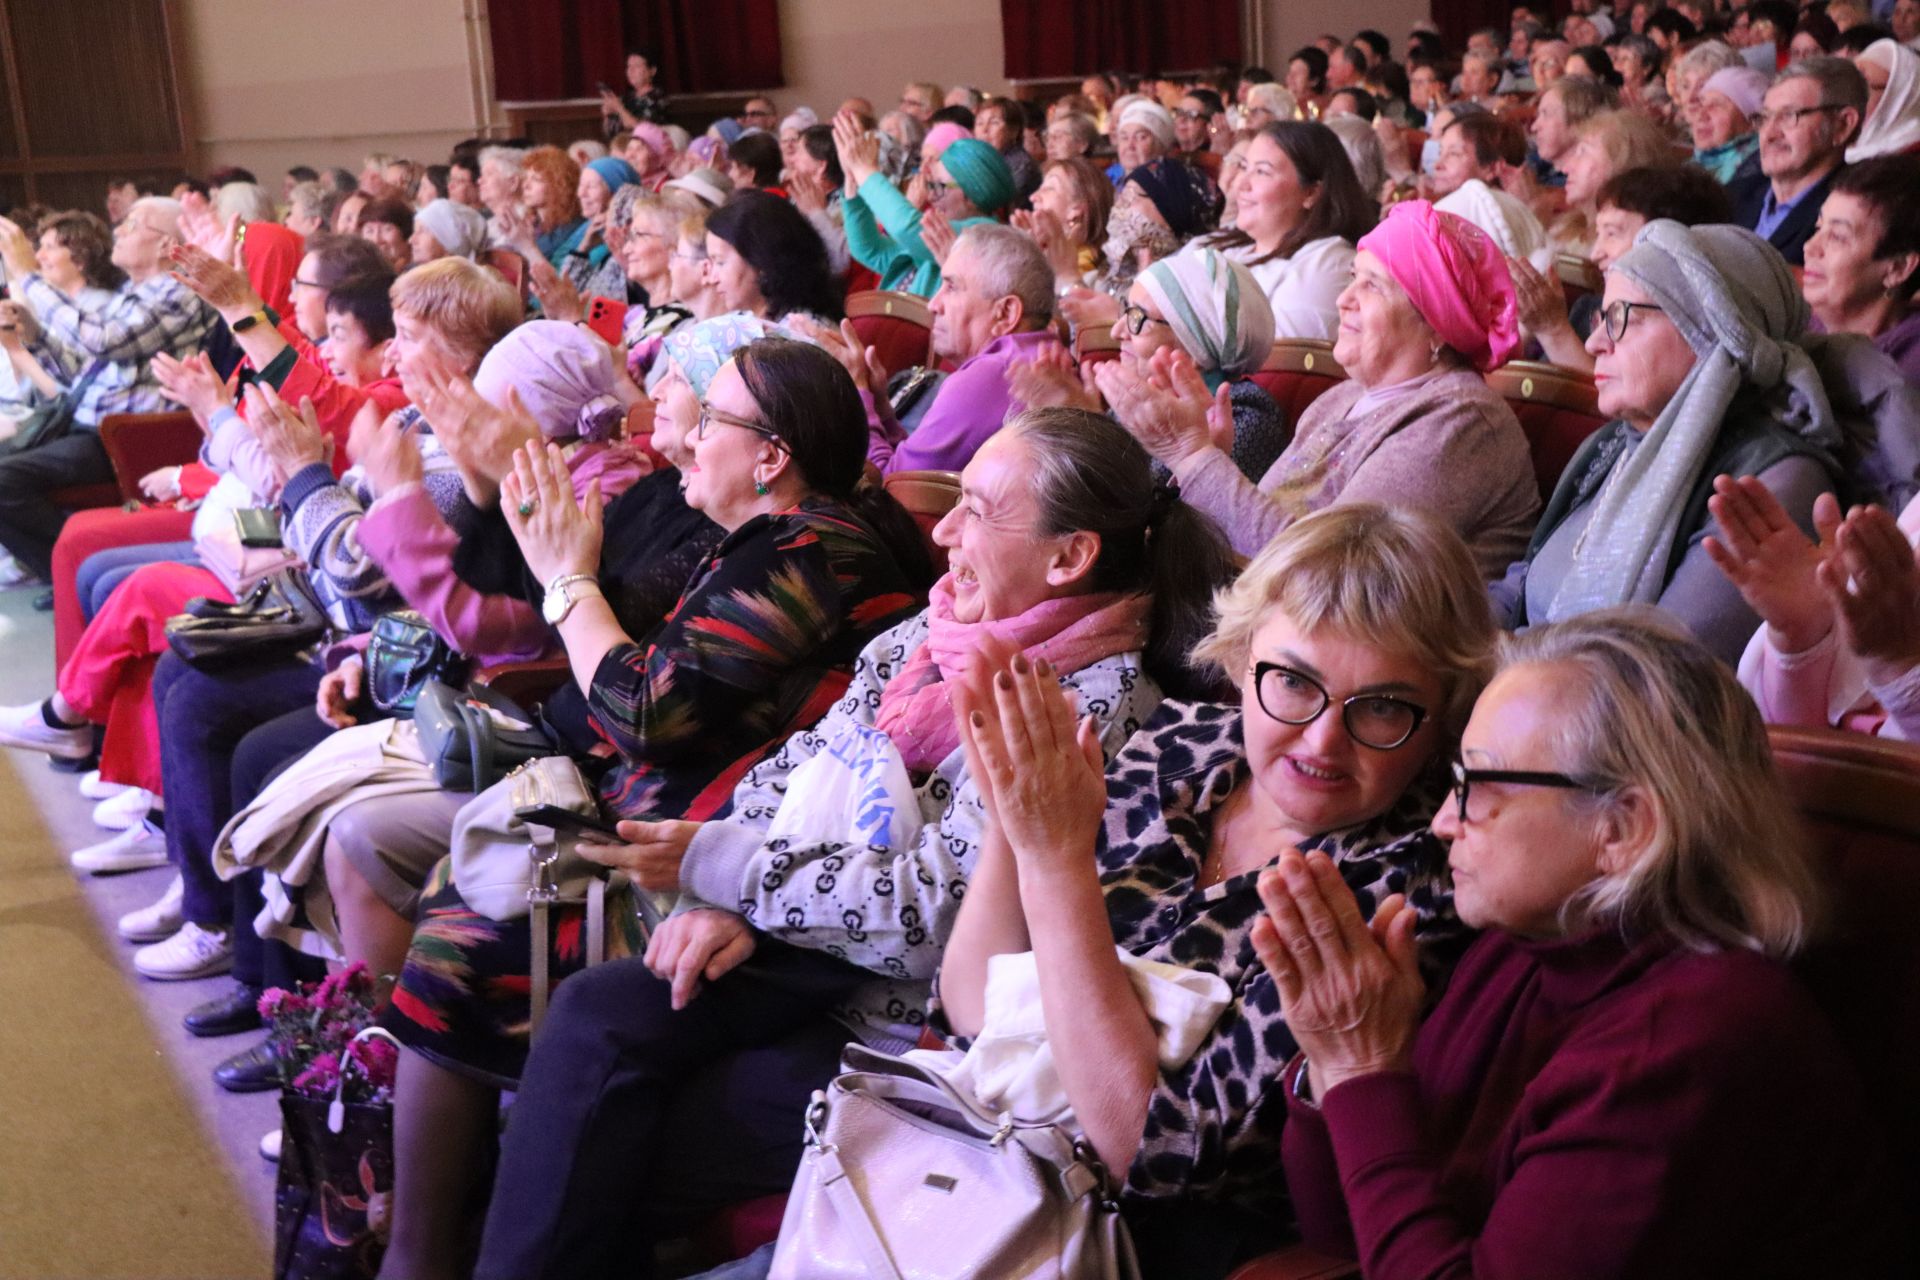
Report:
1099,200,1540,580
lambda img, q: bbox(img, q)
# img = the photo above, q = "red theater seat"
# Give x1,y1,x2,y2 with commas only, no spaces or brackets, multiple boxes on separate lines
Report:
1246,340,1347,430
1485,360,1605,502
846,290,934,380
882,469,960,575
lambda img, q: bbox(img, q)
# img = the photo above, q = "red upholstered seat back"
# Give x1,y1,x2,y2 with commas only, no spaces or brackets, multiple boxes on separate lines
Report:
882,470,961,575
484,247,529,300
1072,324,1123,371
1245,340,1346,432
1554,252,1602,314
1769,726,1920,1225
846,290,933,380
1486,361,1606,502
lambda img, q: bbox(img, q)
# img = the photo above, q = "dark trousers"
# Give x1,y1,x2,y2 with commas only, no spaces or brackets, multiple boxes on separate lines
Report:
474,941,871,1280
152,651,324,928
0,431,113,578
228,704,337,989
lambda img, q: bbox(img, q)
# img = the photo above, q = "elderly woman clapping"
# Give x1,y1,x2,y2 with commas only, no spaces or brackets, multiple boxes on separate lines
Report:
1102,201,1538,578
1491,222,1844,663
1015,246,1290,483
1259,609,1898,1278
466,409,1233,1276
941,503,1495,1276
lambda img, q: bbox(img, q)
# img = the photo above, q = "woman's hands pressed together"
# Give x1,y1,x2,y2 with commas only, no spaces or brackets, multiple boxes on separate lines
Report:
241,383,332,483
501,440,604,588
956,653,1107,881
1094,346,1229,471
1251,849,1426,1098
1705,476,1844,656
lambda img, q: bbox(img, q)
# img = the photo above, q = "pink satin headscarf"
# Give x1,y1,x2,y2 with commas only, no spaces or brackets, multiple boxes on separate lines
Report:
1357,200,1521,372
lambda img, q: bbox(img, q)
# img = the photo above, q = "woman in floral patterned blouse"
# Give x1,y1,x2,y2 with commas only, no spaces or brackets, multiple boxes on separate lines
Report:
943,502,1498,1279
374,338,931,1280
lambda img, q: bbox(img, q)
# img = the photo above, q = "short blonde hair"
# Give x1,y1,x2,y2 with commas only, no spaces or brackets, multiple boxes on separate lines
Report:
1577,109,1681,181
389,257,522,370
1501,607,1821,958
630,191,698,237
1192,504,1497,735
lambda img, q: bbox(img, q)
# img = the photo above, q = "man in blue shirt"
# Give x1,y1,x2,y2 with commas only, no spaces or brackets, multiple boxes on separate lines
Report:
1728,57,1867,266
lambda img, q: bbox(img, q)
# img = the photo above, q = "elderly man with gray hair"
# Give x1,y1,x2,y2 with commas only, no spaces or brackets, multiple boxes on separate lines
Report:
1730,56,1868,265
853,222,1065,473
0,195,216,586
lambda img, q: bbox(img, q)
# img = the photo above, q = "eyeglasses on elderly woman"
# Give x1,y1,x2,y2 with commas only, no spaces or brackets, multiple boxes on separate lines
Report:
1448,759,1597,824
694,399,785,446
1251,661,1429,750
1599,298,1664,342
1120,302,1175,336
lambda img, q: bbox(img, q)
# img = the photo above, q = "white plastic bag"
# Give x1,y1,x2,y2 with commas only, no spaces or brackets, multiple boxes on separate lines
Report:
764,721,925,852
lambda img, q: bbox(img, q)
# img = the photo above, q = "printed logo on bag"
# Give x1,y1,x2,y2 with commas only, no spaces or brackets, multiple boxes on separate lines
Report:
923,1173,958,1193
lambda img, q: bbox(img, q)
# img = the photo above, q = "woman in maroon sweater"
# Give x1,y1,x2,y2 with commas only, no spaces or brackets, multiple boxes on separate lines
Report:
1255,607,1900,1279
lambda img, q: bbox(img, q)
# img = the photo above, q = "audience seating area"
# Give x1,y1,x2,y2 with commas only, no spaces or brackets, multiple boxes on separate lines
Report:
4,6,1920,1276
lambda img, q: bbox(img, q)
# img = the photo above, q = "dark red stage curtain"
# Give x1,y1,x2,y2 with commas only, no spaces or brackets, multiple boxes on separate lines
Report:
1433,0,1527,49
490,0,782,101
1000,0,1242,80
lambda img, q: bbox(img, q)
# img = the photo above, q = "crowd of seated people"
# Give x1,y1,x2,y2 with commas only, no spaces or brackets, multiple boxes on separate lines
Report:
0,6,1916,1277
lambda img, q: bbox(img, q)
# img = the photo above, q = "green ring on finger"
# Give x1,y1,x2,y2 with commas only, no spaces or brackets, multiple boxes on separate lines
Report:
518,498,538,517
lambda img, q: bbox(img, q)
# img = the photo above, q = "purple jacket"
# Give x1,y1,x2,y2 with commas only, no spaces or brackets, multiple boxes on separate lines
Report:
865,327,1063,473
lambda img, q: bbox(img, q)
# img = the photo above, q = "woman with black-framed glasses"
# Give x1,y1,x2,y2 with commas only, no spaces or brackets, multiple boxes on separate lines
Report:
935,503,1496,1277
1489,219,1846,666
1256,607,1897,1279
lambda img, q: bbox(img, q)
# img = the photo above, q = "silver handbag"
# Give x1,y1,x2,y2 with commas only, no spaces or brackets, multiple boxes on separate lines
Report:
769,1044,1141,1280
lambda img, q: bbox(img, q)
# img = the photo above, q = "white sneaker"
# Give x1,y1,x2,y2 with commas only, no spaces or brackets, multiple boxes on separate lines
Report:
259,1128,282,1162
0,551,34,588
134,921,232,981
118,874,185,942
93,786,157,831
0,700,91,760
70,820,169,874
80,769,131,800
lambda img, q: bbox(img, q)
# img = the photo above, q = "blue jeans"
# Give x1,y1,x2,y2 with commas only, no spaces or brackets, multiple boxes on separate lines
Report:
77,540,199,621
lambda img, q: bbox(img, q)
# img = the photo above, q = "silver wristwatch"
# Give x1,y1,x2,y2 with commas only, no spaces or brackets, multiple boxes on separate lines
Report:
542,573,602,625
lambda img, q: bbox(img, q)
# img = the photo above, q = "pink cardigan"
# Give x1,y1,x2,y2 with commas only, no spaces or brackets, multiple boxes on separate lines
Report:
354,440,649,664
1737,492,1920,742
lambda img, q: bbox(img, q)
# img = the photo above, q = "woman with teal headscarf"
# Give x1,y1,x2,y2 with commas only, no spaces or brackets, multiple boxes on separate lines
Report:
563,156,640,294
833,115,1015,296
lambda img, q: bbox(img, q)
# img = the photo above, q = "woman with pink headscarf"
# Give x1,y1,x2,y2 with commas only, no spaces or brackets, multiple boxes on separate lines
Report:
1106,200,1539,578
621,123,674,192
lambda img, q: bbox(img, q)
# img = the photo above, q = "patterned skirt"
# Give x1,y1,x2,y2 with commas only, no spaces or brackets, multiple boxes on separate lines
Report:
378,856,647,1088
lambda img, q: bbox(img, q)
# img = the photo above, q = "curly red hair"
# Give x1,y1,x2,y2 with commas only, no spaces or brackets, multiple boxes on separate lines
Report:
521,145,582,231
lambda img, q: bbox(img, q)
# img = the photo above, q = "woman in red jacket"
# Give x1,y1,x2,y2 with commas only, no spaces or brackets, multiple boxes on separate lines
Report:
1252,608,1899,1279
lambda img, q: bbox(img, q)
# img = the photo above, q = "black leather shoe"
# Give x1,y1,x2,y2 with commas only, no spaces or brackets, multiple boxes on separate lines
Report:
213,1039,282,1093
184,983,263,1038
31,589,52,612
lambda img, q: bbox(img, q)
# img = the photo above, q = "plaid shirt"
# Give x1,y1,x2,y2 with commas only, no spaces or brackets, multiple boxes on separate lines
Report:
22,272,215,426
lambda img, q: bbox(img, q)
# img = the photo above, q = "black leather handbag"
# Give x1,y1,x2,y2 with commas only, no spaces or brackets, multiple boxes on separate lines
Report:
412,680,555,792
365,611,467,718
165,569,331,671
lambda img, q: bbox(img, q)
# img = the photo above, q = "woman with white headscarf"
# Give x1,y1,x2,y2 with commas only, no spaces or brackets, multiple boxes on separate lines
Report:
1013,246,1288,482
1846,38,1920,163
410,197,490,262
1492,221,1844,663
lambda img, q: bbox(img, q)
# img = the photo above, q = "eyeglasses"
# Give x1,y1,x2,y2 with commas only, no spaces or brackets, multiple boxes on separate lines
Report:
1119,303,1173,336
1449,759,1594,825
1250,662,1429,751
1599,299,1664,342
923,177,950,197
291,276,325,290
1749,104,1843,130
694,400,785,446
1173,108,1210,122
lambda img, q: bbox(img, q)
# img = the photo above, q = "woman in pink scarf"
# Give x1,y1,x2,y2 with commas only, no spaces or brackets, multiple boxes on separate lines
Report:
1106,199,1540,580
466,407,1237,1277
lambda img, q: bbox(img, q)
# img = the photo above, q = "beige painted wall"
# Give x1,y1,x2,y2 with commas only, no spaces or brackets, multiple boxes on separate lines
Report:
172,0,1009,181
780,0,1008,115
175,0,486,179
1254,0,1432,78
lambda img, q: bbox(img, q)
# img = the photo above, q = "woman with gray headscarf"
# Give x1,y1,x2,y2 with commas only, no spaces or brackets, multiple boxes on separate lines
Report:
1491,220,1844,663
411,198,490,262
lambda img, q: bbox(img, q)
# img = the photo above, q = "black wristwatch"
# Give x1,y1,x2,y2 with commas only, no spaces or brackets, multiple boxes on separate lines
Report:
230,308,271,334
